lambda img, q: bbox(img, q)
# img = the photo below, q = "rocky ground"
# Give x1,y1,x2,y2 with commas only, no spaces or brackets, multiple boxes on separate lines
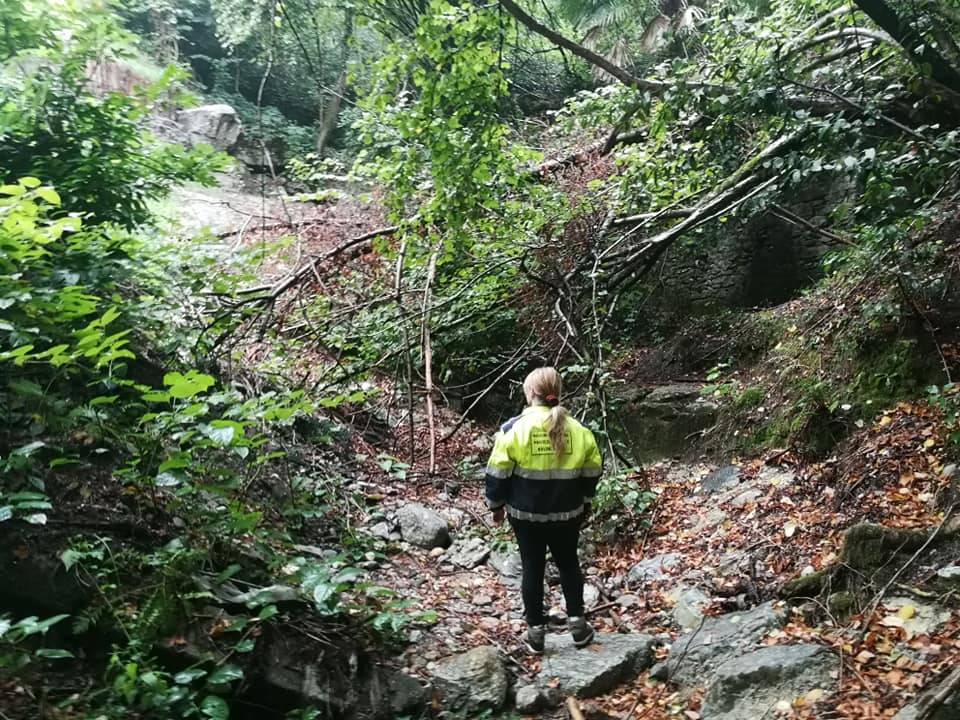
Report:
161,143,960,719
343,418,960,720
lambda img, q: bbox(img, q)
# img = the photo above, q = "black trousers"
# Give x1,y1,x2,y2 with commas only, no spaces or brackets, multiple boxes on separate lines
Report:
509,517,584,626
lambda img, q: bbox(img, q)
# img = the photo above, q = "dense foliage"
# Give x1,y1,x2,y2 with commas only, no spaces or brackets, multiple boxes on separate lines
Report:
2,0,960,716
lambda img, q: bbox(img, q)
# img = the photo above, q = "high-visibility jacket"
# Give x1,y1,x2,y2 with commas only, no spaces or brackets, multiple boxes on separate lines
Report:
484,405,603,522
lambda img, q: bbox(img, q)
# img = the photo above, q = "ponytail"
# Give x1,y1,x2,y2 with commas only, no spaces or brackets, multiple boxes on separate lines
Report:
522,366,568,456
547,405,568,456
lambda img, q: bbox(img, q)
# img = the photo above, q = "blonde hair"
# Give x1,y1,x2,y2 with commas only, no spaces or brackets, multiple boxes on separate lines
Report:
523,367,568,456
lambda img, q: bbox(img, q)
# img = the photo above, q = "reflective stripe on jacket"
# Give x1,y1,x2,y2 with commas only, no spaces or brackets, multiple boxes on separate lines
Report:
484,405,603,522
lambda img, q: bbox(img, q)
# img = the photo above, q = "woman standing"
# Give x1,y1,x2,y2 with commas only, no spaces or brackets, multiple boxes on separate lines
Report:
484,367,603,653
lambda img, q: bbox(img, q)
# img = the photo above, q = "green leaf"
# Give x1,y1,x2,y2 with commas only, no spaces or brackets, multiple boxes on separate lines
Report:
141,391,171,403
207,664,243,686
155,472,182,487
257,604,279,621
0,507,12,522
164,371,216,400
35,648,74,659
61,549,81,571
8,379,43,397
36,188,61,205
174,668,208,684
13,441,46,457
312,582,339,610
203,423,236,446
234,638,256,653
333,567,365,584
200,695,229,720
33,615,69,633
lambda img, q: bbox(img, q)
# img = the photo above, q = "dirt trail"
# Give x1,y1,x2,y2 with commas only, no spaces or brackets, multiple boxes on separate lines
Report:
362,416,960,718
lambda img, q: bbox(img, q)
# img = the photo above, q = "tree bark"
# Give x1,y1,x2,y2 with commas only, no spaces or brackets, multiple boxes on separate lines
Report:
316,9,354,156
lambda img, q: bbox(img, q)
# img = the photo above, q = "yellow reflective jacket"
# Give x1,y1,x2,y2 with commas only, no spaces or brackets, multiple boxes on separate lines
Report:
484,405,603,522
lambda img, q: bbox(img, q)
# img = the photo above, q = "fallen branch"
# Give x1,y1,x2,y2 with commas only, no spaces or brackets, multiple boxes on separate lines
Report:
394,239,416,464
608,208,694,228
236,225,397,301
785,26,891,57
607,174,777,288
537,128,646,176
605,129,806,287
439,346,528,443
216,215,331,239
769,203,856,246
498,0,726,94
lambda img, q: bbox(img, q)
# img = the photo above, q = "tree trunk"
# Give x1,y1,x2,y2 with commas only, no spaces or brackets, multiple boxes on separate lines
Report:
851,0,960,96
316,9,354,156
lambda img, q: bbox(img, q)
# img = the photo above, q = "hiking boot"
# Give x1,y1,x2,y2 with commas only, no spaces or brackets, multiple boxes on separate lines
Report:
569,616,595,648
524,625,546,655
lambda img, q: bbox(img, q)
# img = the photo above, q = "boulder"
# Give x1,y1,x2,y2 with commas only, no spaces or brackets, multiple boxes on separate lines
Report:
936,565,960,582
490,550,523,587
514,684,546,713
447,536,490,569
616,384,718,461
669,585,710,630
177,104,241,152
627,552,682,585
691,507,729,534
701,465,741,494
260,628,425,718
368,522,393,541
584,583,601,608
537,633,656,698
701,644,835,720
432,646,508,710
357,669,428,719
934,565,960,594
756,467,796,489
232,135,284,170
397,504,450,549
439,507,468,529
667,601,786,686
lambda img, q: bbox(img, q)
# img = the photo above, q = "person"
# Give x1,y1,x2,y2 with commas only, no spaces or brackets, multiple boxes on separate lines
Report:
484,367,603,654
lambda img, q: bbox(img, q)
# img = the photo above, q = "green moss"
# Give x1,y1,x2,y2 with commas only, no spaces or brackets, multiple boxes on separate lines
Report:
781,569,827,598
735,386,765,409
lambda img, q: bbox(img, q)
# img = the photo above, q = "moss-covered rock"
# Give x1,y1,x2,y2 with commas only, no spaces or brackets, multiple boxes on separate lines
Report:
840,523,930,571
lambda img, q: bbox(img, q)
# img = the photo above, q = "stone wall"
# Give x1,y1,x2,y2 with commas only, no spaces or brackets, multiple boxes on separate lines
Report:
648,175,854,312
